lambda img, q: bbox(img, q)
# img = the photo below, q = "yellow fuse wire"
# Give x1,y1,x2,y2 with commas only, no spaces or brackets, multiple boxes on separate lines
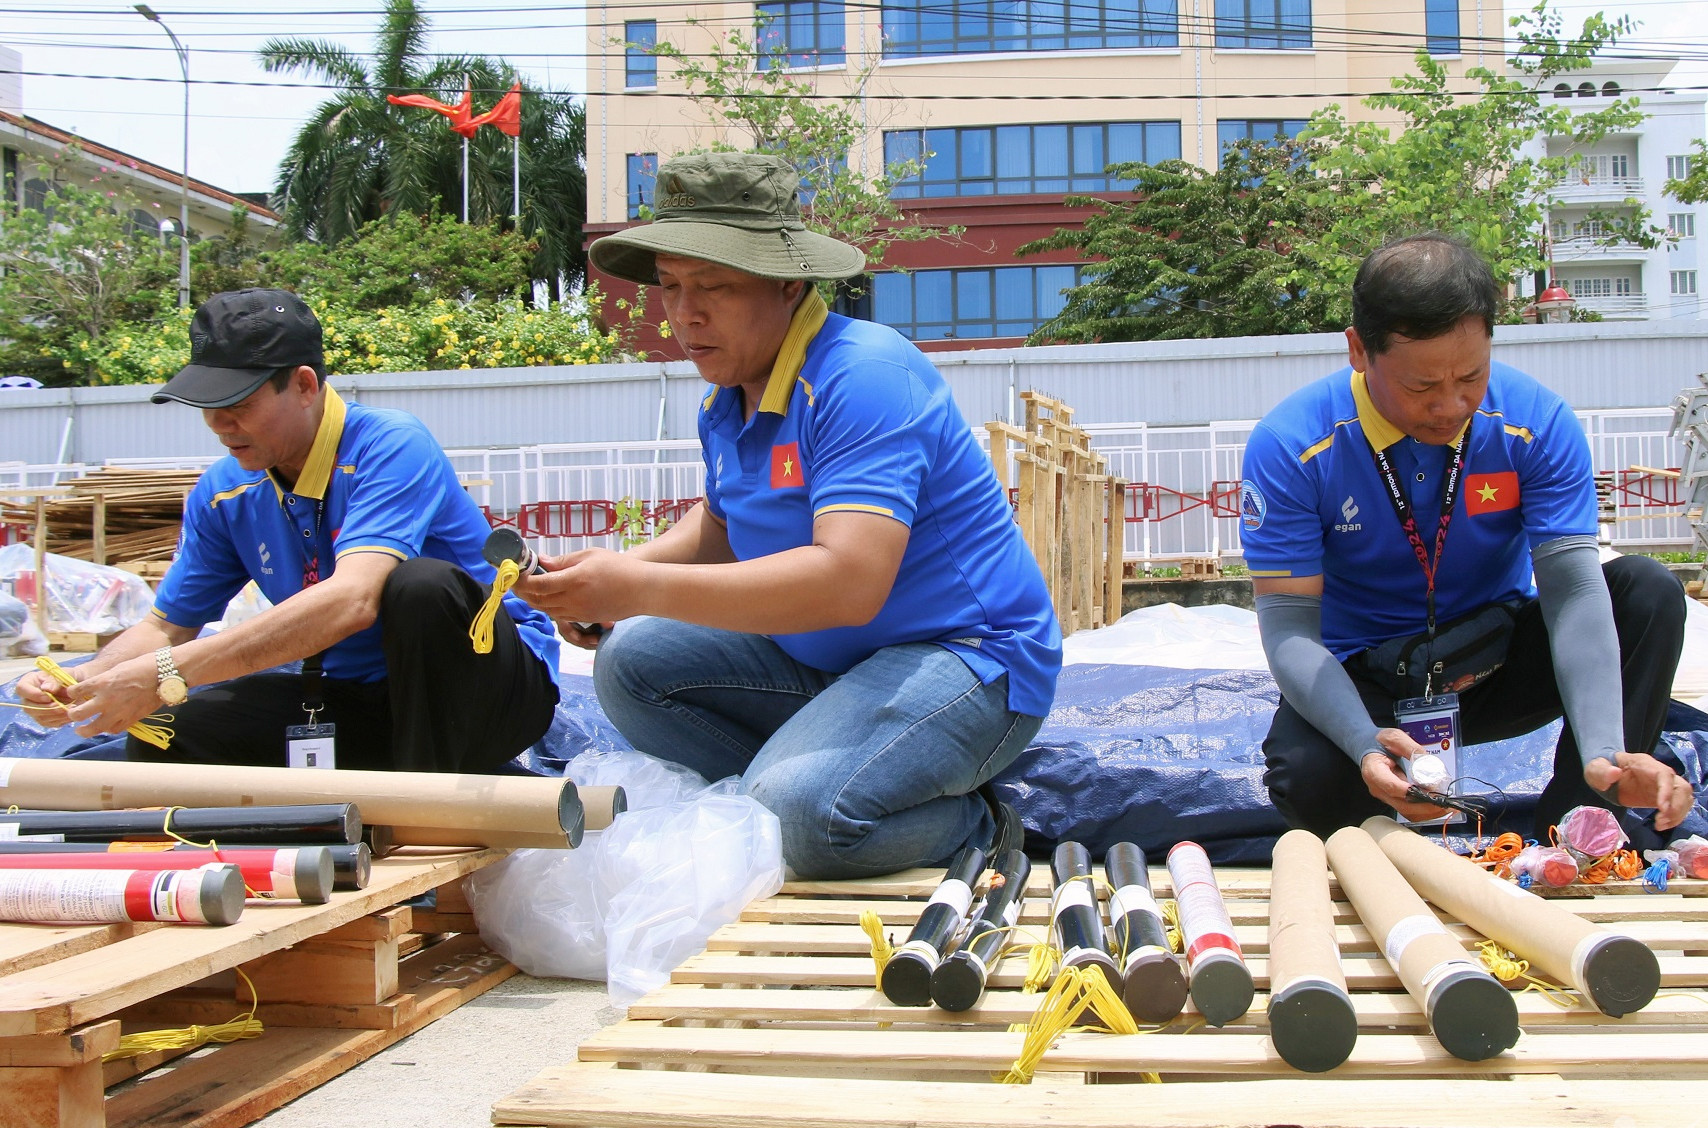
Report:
104,966,264,1062
470,558,522,654
32,656,173,750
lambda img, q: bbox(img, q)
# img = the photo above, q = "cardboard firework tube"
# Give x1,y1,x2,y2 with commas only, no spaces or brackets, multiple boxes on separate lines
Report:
1326,824,1518,1061
0,758,623,850
0,845,333,903
1104,841,1189,1023
1267,829,1358,1073
1165,841,1255,1026
0,840,372,892
0,863,244,925
931,848,1031,1012
0,803,360,846
1049,842,1120,984
1365,815,1659,1017
881,844,987,1006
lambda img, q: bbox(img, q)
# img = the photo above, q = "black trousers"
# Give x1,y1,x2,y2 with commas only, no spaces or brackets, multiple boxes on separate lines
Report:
129,557,559,774
1262,554,1687,846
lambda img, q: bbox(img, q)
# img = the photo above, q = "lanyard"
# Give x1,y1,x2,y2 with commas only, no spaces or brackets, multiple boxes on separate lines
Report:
288,491,331,723
1368,427,1469,648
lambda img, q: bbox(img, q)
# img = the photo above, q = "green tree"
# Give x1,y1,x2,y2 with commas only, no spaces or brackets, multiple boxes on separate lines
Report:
1666,139,1708,205
1297,2,1652,319
0,165,175,386
262,0,586,290
260,213,537,310
1020,138,1337,343
642,18,957,276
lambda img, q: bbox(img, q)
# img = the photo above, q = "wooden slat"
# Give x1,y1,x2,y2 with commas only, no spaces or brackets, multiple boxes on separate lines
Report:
493,1065,1704,1128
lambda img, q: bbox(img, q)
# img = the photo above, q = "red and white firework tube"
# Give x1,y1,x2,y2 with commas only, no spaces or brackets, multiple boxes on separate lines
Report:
930,848,1031,1012
1049,841,1119,985
879,844,988,1006
0,846,333,904
1165,840,1254,1025
1105,841,1188,1023
0,863,245,925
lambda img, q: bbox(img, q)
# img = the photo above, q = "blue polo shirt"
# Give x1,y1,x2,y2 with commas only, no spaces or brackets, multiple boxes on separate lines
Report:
154,388,560,684
1240,363,1596,657
698,292,1060,717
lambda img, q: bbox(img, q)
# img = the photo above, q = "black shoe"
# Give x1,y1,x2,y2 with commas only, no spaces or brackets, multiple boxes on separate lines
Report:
978,782,1025,858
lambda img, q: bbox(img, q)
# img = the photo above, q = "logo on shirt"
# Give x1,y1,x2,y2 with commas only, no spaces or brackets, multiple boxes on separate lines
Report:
770,442,803,490
1334,494,1362,534
1465,471,1521,515
1240,480,1265,531
258,541,273,575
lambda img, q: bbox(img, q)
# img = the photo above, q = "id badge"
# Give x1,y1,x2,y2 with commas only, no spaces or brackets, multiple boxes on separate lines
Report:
286,723,337,770
1393,693,1462,826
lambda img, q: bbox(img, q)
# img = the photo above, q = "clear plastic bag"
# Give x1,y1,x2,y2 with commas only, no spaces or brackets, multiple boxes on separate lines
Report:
462,844,609,980
1509,843,1579,887
0,545,154,635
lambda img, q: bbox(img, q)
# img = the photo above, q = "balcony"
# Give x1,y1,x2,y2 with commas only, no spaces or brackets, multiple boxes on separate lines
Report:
1551,236,1650,264
1573,293,1649,319
1552,175,1646,204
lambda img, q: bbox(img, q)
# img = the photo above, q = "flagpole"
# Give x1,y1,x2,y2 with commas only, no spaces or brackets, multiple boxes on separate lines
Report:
512,134,520,223
461,73,470,223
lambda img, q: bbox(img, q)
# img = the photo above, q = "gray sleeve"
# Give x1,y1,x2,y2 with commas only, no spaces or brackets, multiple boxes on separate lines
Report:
1532,535,1624,773
1255,592,1384,766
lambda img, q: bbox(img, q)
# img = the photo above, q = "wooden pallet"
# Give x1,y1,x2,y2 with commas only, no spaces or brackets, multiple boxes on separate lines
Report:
1,846,514,1128
495,865,1708,1128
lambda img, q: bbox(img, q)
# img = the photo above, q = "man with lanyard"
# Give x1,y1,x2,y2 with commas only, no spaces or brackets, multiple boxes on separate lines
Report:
15,289,560,773
1244,234,1693,845
512,152,1060,879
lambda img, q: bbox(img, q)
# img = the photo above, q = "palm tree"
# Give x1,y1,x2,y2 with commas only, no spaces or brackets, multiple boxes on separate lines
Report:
261,0,586,288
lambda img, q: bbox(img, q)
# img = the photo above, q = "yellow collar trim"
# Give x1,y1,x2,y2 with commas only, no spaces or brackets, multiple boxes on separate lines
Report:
274,385,346,500
1351,370,1468,451
757,290,828,416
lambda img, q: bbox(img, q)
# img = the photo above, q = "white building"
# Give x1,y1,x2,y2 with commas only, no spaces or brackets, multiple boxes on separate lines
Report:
1523,59,1706,322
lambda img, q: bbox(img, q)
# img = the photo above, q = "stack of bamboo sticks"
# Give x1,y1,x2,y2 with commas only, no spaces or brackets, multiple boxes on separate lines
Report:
0,467,200,564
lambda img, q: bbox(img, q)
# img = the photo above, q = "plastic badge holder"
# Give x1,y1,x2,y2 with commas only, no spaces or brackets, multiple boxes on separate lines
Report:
1393,693,1464,826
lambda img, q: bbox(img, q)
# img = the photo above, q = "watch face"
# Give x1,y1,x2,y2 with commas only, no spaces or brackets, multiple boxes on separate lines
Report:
158,675,188,705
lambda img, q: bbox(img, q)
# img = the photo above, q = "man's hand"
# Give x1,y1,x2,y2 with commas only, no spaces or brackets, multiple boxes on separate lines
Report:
61,654,167,738
513,548,642,640
1584,751,1697,832
14,668,75,727
1362,727,1451,823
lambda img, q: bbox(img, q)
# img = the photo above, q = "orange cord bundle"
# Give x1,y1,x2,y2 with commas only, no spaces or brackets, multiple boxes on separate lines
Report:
1581,849,1644,884
1472,832,1524,877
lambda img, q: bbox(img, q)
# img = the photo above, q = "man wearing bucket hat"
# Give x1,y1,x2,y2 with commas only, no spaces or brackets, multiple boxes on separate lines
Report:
16,288,561,773
514,152,1061,879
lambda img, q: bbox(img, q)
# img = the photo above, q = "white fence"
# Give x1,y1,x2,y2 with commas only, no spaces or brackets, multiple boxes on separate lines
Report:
3,409,1691,560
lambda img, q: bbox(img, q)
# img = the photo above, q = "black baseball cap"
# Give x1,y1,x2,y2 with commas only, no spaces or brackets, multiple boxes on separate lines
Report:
153,289,325,409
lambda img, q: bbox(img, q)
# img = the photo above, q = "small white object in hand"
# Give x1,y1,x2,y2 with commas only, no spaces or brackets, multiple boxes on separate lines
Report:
1410,753,1450,792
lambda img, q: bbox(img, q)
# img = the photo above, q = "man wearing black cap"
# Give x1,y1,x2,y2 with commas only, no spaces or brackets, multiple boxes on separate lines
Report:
15,289,561,773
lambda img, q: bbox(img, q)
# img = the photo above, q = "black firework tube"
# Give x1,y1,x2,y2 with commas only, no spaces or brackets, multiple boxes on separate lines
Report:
1268,829,1358,1073
930,849,1031,1012
0,846,334,904
483,527,544,575
0,803,362,846
0,840,373,891
879,844,988,1006
1049,841,1120,984
1105,841,1189,1023
1165,841,1255,1026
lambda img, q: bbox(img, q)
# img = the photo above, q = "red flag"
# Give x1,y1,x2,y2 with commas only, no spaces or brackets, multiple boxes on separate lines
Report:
1464,472,1521,515
770,443,803,490
469,83,522,137
386,89,476,137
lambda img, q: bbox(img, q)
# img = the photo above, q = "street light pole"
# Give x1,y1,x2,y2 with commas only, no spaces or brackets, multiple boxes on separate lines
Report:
135,4,190,309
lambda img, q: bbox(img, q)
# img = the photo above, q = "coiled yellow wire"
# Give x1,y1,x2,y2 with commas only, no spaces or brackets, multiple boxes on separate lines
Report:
29,656,173,749
470,559,522,654
104,966,264,1062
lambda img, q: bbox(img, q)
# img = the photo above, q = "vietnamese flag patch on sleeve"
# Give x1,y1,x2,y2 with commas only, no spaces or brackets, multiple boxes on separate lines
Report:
770,442,803,489
1465,471,1520,515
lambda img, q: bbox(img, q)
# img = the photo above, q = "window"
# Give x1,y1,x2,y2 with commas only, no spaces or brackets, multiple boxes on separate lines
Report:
1425,0,1458,54
625,21,657,89
886,121,1181,198
1669,155,1698,182
1214,0,1311,49
1552,83,1572,99
1215,118,1308,164
873,264,1081,340
1601,81,1620,97
1577,82,1595,98
626,153,656,220
1575,153,1629,181
1675,271,1700,296
1568,277,1633,298
1670,213,1697,239
882,0,1179,58
757,2,846,70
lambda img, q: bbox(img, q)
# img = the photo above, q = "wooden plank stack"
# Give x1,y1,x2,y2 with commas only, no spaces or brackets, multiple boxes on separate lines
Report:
494,864,1708,1128
0,468,200,566
987,392,1126,637
0,848,512,1128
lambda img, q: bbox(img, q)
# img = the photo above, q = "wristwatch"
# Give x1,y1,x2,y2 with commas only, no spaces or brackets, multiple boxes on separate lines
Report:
154,646,188,706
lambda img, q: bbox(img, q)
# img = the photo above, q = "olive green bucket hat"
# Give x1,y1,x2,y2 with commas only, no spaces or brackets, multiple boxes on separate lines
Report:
589,152,867,285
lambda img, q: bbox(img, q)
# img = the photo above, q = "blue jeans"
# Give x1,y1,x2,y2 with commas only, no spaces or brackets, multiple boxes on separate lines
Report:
593,617,1042,879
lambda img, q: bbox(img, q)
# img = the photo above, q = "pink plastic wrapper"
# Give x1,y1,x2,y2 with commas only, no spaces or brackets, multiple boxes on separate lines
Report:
1557,805,1627,858
1673,837,1708,880
1509,843,1579,888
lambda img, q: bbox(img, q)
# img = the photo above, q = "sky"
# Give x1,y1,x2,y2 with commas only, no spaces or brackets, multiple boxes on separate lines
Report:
0,0,1702,197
